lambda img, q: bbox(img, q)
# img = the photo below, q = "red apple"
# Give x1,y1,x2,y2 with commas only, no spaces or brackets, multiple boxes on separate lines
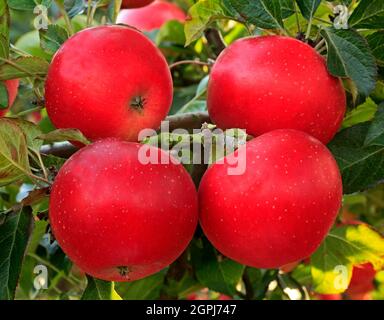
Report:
45,25,173,142
317,294,342,300
199,129,342,269
0,79,19,117
346,263,376,297
49,139,198,281
121,0,154,9
117,0,186,32
207,36,346,144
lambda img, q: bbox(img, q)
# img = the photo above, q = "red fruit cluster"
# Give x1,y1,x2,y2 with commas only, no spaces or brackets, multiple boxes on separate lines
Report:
47,23,345,281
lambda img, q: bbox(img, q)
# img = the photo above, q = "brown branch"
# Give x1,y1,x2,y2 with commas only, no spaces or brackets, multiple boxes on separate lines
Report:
39,112,211,158
169,60,213,69
204,28,226,57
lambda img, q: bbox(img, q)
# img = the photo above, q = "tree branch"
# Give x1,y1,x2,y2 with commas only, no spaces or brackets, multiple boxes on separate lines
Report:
40,112,211,158
204,28,226,57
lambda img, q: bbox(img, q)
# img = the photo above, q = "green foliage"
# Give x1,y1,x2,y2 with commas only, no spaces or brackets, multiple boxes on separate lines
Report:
311,224,384,294
191,238,245,296
348,0,384,30
296,0,321,21
328,104,384,194
0,57,49,80
82,276,122,300
320,28,377,96
0,206,34,300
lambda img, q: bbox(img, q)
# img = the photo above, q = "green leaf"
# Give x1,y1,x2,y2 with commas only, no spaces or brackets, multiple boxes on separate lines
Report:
0,81,8,109
321,27,377,96
296,0,321,21
39,24,68,55
280,0,296,19
364,104,384,146
82,276,122,300
64,0,86,19
156,20,186,46
115,269,167,300
349,0,384,30
0,0,9,59
38,128,90,145
8,118,43,153
328,105,384,193
0,206,34,300
311,224,384,294
7,0,53,10
0,57,49,81
184,0,231,46
367,31,384,67
342,97,378,128
0,119,31,186
191,238,244,296
228,0,284,30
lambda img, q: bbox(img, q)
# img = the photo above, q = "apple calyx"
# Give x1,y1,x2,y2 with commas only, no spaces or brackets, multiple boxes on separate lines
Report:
117,266,131,278
130,96,146,112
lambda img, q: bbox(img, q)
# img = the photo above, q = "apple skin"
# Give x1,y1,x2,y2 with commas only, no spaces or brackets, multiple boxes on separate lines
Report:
49,139,198,282
199,129,342,269
0,79,19,117
207,36,346,144
121,0,154,8
346,263,376,297
117,0,186,32
317,294,342,300
45,25,173,142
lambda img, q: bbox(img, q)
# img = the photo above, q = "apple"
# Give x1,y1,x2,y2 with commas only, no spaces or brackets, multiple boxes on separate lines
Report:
117,0,186,32
49,139,198,281
199,129,342,269
45,25,173,142
121,0,155,8
317,294,342,300
207,36,346,144
0,79,19,117
346,263,376,298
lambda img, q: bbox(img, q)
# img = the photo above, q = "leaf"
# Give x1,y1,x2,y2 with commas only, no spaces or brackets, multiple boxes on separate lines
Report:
191,238,244,296
0,81,8,109
38,128,90,145
7,0,53,11
228,0,284,30
365,104,384,146
39,24,68,55
8,118,43,153
156,20,186,46
0,0,9,59
196,75,209,96
115,269,167,300
296,0,321,21
311,224,384,294
0,206,34,300
349,0,384,30
321,27,377,96
107,0,122,23
81,276,122,300
342,97,378,128
64,0,86,19
367,31,384,67
184,0,231,46
0,118,31,187
0,57,49,81
328,105,384,193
